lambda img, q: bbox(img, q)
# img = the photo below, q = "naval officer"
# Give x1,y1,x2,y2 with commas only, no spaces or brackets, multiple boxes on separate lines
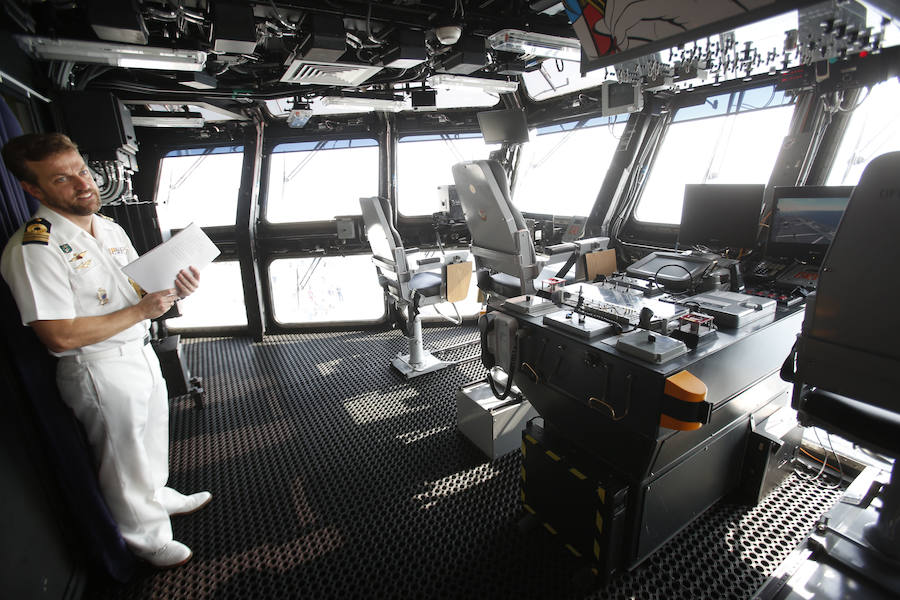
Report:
1,132,210,568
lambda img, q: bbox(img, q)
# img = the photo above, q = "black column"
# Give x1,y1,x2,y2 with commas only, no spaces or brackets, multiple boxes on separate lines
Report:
236,117,266,341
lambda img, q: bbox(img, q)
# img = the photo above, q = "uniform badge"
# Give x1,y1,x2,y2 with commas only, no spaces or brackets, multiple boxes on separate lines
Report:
97,288,109,305
59,243,73,254
75,258,93,270
23,218,51,245
108,246,127,256
69,251,88,263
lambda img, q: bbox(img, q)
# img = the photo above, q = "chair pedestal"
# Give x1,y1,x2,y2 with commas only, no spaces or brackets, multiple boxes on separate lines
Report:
391,316,453,379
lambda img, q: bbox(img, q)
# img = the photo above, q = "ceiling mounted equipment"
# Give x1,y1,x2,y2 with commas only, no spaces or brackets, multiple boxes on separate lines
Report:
319,95,410,112
426,73,519,93
280,59,384,86
487,29,581,61
87,0,149,45
296,13,347,62
130,110,205,128
16,35,207,71
211,0,258,55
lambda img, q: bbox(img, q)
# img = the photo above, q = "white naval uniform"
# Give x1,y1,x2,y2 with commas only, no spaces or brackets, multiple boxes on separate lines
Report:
0,204,181,555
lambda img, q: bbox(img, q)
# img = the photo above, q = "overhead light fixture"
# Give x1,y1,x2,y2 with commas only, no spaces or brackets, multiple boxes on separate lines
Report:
426,73,518,93
131,111,205,128
16,35,206,71
487,29,581,61
320,95,409,112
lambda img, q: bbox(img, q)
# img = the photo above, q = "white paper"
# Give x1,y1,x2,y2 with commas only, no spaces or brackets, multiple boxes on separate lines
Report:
122,222,220,293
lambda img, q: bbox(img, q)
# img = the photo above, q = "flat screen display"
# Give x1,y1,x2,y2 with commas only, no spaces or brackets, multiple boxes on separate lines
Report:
476,108,529,144
766,186,854,262
678,184,766,249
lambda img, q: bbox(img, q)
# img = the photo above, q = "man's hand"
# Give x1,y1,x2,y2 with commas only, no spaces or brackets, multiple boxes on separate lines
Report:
138,288,179,320
175,266,200,299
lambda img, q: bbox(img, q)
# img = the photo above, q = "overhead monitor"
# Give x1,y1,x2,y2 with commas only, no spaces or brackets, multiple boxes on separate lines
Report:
678,184,766,249
476,108,529,144
766,185,854,263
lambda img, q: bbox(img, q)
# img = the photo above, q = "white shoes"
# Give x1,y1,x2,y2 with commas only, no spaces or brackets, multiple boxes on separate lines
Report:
157,487,213,516
170,491,213,517
135,540,193,568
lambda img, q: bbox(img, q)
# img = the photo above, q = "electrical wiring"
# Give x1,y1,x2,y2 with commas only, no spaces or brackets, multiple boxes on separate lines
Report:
793,427,844,489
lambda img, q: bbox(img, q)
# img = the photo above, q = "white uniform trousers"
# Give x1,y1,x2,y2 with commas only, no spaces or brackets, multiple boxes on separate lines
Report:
56,339,173,554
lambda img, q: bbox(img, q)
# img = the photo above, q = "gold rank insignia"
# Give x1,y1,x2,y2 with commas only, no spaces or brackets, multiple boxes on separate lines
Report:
128,277,147,298
23,218,51,245
97,288,109,305
98,213,115,222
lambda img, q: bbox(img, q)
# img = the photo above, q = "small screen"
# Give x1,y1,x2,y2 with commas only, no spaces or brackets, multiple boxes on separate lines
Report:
767,186,854,262
476,108,529,144
678,184,766,249
607,82,636,107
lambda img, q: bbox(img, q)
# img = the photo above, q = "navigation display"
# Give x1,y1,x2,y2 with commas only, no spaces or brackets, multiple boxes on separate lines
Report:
767,186,854,262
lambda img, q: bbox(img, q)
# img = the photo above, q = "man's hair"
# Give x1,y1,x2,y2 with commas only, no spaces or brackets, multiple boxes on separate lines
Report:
1,133,80,185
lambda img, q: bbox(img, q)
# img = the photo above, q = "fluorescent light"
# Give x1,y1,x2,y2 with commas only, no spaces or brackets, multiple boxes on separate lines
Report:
426,73,519,93
320,96,409,112
16,35,206,71
131,111,205,128
488,29,581,61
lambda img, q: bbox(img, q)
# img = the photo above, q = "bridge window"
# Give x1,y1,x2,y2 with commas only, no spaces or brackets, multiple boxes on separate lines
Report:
397,133,500,216
514,116,621,216
165,261,247,329
269,255,385,325
827,78,900,185
634,86,795,224
266,139,380,223
155,146,244,231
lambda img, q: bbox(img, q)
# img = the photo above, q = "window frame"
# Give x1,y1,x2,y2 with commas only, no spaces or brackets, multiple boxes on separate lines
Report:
395,129,496,219
621,81,798,242
152,144,246,232
263,251,388,328
261,136,382,226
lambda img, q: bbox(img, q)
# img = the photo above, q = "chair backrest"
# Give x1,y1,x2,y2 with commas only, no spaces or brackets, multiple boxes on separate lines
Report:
794,151,900,413
360,196,411,297
451,159,539,289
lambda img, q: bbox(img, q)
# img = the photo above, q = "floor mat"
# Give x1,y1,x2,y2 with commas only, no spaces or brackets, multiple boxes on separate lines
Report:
85,326,842,599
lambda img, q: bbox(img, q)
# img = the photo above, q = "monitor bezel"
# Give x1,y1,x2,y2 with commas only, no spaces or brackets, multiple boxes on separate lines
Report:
677,183,766,249
476,108,530,145
766,185,855,263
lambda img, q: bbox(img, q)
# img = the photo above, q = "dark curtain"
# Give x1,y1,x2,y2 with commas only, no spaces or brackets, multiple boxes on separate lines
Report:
0,96,135,581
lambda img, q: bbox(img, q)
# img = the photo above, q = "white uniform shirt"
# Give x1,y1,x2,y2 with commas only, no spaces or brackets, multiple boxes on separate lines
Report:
1,205,149,357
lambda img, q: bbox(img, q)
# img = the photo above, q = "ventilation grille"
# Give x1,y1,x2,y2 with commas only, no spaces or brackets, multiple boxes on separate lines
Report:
280,59,382,85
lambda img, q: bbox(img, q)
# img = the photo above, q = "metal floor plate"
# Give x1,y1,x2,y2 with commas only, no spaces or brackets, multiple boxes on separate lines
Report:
84,325,842,599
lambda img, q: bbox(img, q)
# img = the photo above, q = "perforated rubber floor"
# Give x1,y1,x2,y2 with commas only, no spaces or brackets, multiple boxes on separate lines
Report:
85,326,842,599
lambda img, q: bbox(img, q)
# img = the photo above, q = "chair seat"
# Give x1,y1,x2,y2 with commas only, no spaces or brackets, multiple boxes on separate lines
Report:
482,264,576,297
409,271,442,298
799,389,900,458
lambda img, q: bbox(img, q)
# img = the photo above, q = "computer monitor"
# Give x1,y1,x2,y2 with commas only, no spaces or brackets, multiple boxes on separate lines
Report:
678,184,766,249
766,186,854,263
476,108,529,144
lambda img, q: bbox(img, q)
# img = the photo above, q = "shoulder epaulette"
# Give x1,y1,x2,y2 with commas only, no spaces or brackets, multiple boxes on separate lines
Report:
22,217,51,246
98,213,115,222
